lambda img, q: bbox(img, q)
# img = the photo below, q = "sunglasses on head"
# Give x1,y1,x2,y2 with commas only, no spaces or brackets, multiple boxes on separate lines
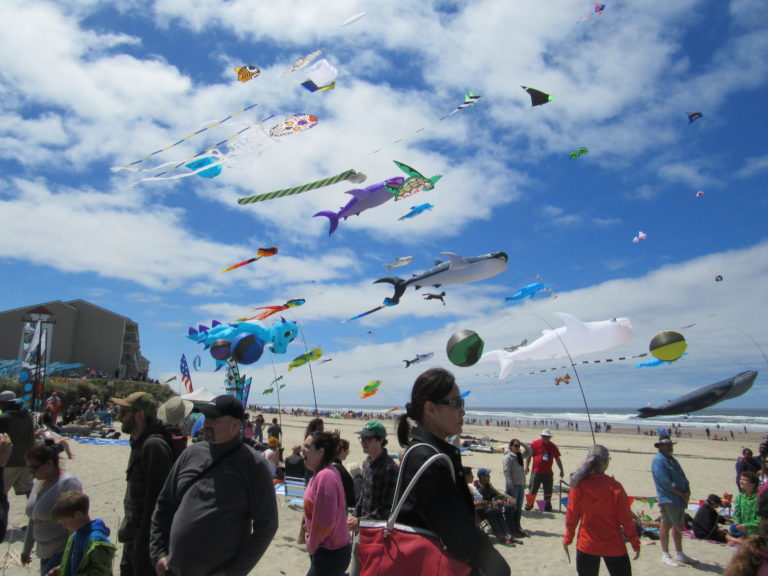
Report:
434,396,465,409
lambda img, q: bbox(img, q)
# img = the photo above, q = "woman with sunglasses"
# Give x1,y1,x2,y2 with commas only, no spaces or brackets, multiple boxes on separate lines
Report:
302,431,352,576
394,368,509,576
563,445,639,576
21,442,83,574
503,438,531,538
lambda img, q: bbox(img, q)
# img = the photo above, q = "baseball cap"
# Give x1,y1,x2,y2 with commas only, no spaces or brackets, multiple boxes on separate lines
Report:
477,468,491,477
201,395,245,420
0,391,20,403
111,392,157,416
541,428,553,437
357,421,387,438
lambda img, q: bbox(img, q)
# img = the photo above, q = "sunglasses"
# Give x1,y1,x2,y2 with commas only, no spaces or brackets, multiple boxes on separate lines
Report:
434,396,465,409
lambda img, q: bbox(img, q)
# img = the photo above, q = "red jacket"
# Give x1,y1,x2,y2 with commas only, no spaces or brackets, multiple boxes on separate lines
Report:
564,473,640,557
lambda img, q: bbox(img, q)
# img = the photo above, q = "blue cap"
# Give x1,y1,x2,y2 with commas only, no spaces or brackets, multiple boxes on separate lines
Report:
477,468,491,477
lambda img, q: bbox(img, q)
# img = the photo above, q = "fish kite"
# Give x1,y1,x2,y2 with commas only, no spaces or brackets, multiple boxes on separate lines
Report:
359,380,382,399
522,86,554,107
300,59,337,92
688,112,703,124
240,299,306,322
345,252,508,321
392,161,442,201
637,371,757,417
238,170,366,205
504,339,528,352
288,348,323,371
398,203,434,221
234,66,261,83
314,176,404,235
404,352,434,368
479,313,634,379
220,247,278,273
384,256,413,270
269,114,318,137
578,3,606,22
570,147,589,159
632,231,647,243
282,50,323,77
505,282,551,302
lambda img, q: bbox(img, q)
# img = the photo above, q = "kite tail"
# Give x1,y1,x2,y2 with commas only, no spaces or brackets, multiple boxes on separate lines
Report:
313,211,340,236
403,359,413,368
374,277,408,305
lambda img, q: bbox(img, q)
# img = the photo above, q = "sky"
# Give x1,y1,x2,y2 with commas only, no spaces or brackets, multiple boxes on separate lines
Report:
1,0,767,411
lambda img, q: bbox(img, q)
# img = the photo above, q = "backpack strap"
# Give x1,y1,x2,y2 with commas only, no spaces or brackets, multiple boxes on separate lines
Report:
386,443,455,530
176,442,245,502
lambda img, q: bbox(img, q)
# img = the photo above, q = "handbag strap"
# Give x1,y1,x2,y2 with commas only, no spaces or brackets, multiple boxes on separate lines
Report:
386,443,455,530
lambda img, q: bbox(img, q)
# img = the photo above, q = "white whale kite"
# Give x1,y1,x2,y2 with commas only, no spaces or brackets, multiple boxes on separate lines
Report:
480,313,634,379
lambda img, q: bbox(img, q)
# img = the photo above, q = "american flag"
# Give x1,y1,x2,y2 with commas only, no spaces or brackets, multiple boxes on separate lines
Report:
180,354,193,394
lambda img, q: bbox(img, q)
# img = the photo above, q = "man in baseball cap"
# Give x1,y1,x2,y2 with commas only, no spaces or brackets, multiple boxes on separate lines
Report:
356,420,387,439
525,428,564,511
349,420,398,526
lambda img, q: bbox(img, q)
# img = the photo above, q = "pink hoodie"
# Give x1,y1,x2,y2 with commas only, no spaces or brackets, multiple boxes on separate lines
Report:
304,467,351,555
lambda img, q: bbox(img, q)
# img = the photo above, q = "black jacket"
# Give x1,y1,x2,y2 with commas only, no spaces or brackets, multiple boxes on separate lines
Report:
396,427,509,576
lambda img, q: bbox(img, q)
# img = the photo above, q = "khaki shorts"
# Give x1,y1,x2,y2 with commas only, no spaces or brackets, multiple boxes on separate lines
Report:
659,503,685,527
4,466,33,496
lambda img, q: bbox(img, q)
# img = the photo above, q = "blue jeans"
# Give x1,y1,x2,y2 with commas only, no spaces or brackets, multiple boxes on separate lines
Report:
40,551,64,576
307,543,352,576
507,484,525,532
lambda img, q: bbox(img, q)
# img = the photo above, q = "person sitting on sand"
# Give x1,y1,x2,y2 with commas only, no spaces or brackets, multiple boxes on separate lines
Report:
476,468,521,545
692,494,739,544
732,471,762,540
465,467,515,547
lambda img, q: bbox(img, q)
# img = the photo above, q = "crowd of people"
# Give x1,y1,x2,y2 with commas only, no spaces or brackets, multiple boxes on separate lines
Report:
0,374,766,576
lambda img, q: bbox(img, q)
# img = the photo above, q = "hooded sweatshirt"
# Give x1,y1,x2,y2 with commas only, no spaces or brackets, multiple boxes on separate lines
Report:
59,518,116,576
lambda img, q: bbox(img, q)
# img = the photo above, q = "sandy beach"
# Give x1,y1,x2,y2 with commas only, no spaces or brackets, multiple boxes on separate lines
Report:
0,413,759,575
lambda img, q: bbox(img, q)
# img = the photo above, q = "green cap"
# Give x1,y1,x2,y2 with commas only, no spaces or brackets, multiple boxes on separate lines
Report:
357,420,387,438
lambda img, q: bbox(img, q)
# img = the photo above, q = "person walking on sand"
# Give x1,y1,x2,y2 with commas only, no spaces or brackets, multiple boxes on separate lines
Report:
563,445,640,576
652,434,699,567
525,429,564,512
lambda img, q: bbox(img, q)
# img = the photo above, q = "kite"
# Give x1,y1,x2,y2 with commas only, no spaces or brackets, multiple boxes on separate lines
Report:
220,247,278,273
499,351,651,378
185,157,223,179
715,275,723,282
688,112,703,124
398,203,434,221
288,348,323,371
346,251,508,322
578,3,606,22
270,375,284,386
479,313,634,379
359,380,382,399
404,352,434,368
505,282,551,302
384,256,413,270
187,318,298,365
504,339,528,352
392,161,442,201
632,231,647,243
522,86,554,107
263,387,274,395
282,50,323,77
696,190,704,198
460,391,471,398
635,353,687,368
192,354,202,370
649,330,687,362
439,92,481,120
385,406,400,413
240,299,306,322
423,291,446,305
269,114,318,137
318,358,333,365
300,59,337,92
341,11,367,26
570,147,589,159
111,103,260,173
234,66,261,83
636,371,758,417
554,373,571,386
238,170,366,205
163,376,177,384
314,176,405,235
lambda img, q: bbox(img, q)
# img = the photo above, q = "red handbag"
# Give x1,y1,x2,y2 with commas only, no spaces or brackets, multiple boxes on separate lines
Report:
357,446,472,576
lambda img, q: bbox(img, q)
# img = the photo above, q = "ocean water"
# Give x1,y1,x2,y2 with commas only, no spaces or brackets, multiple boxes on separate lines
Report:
288,405,768,433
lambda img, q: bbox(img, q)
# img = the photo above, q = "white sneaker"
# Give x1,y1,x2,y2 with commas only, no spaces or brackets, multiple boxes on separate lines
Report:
675,553,699,565
662,554,680,567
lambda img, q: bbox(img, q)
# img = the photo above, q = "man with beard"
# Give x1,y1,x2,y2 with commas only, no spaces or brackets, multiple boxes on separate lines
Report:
150,395,278,576
111,392,174,576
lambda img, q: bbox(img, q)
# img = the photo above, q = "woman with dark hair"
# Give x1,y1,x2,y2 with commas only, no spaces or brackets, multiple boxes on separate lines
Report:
302,431,352,576
503,437,530,538
332,438,356,510
394,367,509,576
563,445,639,576
21,442,83,574
737,448,762,490
724,489,768,576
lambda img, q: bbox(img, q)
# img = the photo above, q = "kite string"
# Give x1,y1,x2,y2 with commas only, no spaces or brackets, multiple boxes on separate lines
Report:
267,353,283,430
291,316,319,414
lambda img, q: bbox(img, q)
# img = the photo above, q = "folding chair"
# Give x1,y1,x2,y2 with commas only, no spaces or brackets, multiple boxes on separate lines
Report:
284,476,306,509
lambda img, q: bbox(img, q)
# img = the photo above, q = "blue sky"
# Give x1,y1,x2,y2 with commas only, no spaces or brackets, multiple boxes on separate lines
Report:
1,0,767,410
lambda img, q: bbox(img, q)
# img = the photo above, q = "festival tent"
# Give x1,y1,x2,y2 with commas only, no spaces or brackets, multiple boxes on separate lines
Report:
180,387,216,403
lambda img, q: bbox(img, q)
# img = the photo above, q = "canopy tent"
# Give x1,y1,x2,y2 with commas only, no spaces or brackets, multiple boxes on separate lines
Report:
180,387,216,403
